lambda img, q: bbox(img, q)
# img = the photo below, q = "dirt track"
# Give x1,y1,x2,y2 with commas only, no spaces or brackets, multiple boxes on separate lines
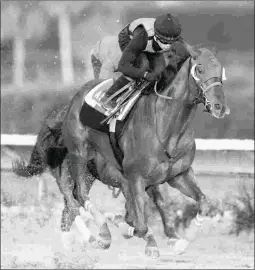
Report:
1,170,254,269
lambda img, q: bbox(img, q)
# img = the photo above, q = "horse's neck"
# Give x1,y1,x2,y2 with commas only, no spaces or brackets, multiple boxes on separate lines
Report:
155,58,197,146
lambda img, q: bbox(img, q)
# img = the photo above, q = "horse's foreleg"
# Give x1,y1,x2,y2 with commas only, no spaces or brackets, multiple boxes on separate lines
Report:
93,161,135,239
109,177,136,239
118,175,136,228
146,184,181,246
167,166,210,254
126,172,160,258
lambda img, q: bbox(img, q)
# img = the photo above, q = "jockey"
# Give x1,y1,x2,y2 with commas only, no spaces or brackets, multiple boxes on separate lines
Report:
101,13,188,110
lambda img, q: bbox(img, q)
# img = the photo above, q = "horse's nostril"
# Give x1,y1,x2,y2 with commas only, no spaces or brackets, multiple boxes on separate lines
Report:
214,104,221,110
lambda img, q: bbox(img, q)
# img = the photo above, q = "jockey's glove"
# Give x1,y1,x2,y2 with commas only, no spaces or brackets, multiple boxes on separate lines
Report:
143,71,158,82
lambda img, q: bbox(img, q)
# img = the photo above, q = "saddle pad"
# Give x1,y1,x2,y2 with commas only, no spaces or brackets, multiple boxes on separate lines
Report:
79,101,109,133
84,78,142,121
80,80,142,167
84,78,114,116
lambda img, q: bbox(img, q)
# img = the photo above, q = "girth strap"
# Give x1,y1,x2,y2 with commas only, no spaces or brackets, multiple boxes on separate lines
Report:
109,118,124,168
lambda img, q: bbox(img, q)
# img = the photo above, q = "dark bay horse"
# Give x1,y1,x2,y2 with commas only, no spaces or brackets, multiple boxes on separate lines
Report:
13,44,230,258
57,44,230,257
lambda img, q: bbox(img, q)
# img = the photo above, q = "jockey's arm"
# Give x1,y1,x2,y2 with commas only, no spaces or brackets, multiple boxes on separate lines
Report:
117,27,148,79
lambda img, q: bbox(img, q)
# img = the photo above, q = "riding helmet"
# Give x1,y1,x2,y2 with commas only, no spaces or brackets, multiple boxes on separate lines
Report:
154,13,182,43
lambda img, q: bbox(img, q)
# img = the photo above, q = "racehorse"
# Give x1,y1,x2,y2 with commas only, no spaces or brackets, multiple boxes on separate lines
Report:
90,35,122,80
13,44,229,258
59,43,230,257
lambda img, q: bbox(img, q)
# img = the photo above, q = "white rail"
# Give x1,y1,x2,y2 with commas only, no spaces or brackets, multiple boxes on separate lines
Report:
1,134,254,151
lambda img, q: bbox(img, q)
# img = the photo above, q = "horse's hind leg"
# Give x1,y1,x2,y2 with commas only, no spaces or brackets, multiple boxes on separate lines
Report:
53,159,83,232
68,150,112,249
146,183,181,245
167,166,211,254
53,159,97,247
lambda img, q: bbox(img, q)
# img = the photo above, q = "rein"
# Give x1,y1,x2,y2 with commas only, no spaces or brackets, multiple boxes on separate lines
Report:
154,78,207,108
154,57,225,108
153,57,224,163
154,81,173,100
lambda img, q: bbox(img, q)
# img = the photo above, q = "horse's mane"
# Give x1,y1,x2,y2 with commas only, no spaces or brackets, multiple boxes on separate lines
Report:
159,43,220,89
154,43,191,92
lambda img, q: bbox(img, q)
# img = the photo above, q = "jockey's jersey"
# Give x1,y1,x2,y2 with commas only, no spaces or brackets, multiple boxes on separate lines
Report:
128,18,159,53
118,18,188,79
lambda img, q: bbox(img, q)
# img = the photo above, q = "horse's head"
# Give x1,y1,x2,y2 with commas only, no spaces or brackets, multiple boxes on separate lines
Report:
186,44,230,118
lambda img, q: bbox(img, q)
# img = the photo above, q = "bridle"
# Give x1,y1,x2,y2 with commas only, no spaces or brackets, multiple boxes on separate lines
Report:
191,62,226,112
154,57,227,112
153,56,227,163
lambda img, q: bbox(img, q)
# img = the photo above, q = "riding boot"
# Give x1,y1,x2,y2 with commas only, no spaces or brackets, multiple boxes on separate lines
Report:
101,75,131,110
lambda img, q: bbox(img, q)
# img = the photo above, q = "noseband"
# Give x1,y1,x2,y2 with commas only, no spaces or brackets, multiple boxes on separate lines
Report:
190,62,226,112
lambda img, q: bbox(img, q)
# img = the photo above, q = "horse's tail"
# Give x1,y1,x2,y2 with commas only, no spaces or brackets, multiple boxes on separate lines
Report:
12,107,68,178
12,140,47,178
43,121,68,170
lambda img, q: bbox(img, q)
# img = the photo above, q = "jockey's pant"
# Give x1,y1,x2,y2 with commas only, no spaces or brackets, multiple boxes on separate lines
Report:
105,75,130,99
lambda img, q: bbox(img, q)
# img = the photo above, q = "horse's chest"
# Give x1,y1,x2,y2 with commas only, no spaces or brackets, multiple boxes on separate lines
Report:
146,143,195,185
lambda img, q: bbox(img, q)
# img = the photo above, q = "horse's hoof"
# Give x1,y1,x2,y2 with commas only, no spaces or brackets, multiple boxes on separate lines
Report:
167,237,179,247
173,238,189,255
123,234,133,239
99,223,111,238
91,239,111,250
86,224,111,250
145,246,160,259
110,214,125,226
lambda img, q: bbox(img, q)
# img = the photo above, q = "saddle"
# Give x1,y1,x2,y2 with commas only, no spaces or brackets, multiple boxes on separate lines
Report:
84,78,150,124
80,78,151,167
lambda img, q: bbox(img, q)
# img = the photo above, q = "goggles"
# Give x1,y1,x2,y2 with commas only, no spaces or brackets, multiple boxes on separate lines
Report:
154,33,180,44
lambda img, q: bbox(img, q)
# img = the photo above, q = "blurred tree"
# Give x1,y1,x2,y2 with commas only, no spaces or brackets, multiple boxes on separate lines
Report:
1,1,48,87
41,1,92,86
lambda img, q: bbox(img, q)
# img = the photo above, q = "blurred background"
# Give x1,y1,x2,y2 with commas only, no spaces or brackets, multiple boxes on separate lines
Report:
1,3,254,267
1,1,254,138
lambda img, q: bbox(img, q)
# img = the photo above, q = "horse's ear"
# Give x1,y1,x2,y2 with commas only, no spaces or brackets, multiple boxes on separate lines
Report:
184,42,201,60
194,43,203,50
212,46,218,55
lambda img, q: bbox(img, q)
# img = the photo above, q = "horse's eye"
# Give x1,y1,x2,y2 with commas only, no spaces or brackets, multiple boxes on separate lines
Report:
196,66,204,74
